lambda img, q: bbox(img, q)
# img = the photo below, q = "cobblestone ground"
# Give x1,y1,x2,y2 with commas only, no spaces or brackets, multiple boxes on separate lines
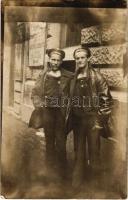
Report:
1,107,127,199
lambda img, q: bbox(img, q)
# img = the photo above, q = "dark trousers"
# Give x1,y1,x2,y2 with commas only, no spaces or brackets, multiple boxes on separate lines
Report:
72,114,100,187
43,107,67,179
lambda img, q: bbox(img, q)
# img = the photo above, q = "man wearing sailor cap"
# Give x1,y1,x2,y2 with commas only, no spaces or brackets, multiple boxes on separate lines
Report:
67,47,113,188
31,48,73,183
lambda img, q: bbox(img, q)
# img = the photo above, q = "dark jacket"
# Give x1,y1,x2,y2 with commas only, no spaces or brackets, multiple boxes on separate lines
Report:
64,65,113,137
31,67,74,117
83,65,112,114
67,65,112,117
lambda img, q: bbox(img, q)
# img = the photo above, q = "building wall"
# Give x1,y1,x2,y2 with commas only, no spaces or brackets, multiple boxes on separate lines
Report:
80,23,127,102
3,44,11,108
21,23,46,122
3,22,63,122
3,23,15,109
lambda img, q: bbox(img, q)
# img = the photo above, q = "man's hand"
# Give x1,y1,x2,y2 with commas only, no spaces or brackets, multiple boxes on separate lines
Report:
92,120,103,131
98,107,111,116
33,96,43,108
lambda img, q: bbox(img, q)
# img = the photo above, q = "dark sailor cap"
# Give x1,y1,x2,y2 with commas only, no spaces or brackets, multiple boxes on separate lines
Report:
73,47,91,58
46,48,65,59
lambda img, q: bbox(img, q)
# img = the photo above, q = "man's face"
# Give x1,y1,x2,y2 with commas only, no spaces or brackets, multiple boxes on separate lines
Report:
49,53,62,71
75,51,88,69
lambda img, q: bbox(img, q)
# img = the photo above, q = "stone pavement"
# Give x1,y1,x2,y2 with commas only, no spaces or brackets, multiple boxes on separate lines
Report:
1,109,127,199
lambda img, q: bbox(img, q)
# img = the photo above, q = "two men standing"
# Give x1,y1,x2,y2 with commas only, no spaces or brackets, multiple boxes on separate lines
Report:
31,47,112,188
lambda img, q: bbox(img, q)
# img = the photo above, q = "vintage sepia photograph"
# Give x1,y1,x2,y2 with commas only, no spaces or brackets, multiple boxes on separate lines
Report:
1,0,128,199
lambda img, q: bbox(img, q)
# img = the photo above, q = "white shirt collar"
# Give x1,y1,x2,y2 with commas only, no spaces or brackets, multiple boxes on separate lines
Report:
47,70,61,78
77,72,87,79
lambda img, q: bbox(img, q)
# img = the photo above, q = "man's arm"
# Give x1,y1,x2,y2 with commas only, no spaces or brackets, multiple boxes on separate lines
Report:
96,71,113,116
31,71,46,108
